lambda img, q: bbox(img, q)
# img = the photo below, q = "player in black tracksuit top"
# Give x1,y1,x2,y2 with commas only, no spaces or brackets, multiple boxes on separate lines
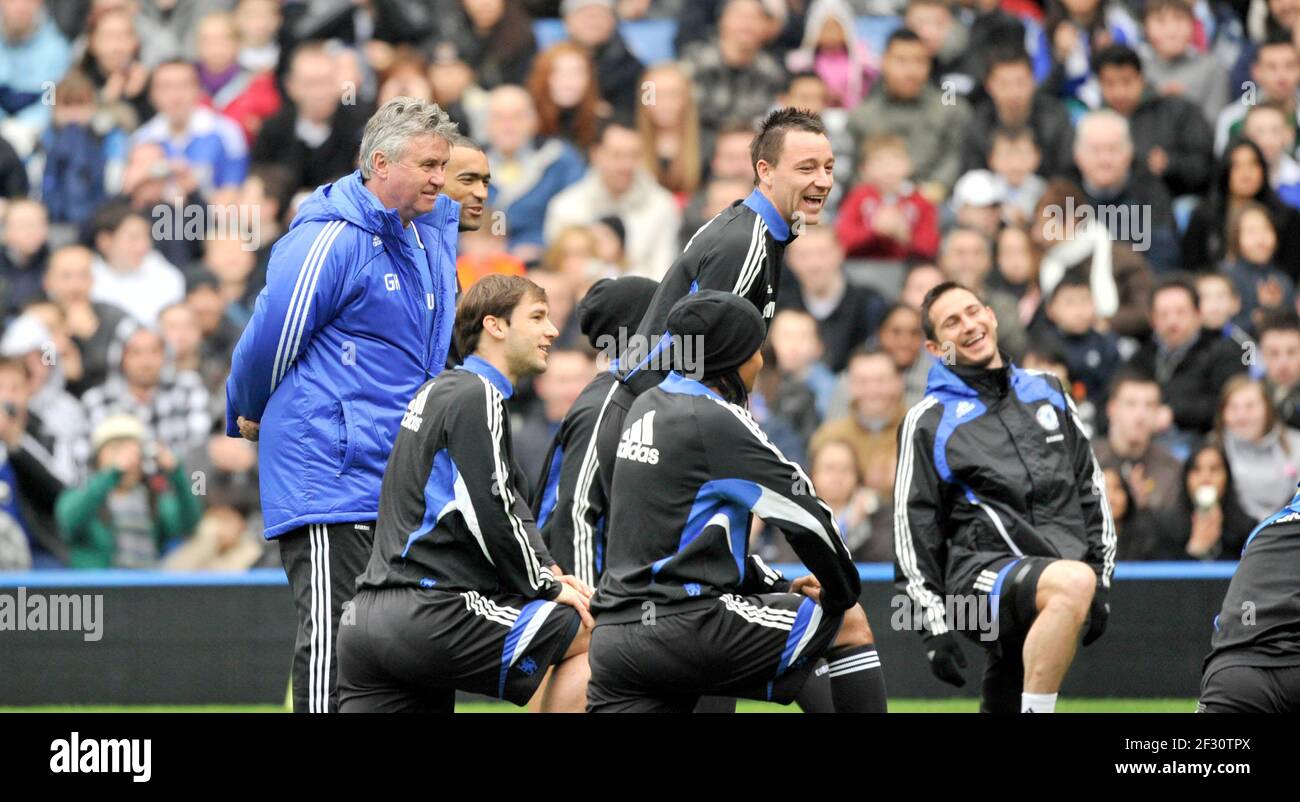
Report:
1200,494,1300,712
338,275,594,713
593,107,835,500
895,281,1115,713
588,291,885,713
532,277,658,587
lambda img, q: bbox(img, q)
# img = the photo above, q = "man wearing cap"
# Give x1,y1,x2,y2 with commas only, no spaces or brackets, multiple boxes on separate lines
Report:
895,280,1115,713
531,275,658,589
588,290,887,713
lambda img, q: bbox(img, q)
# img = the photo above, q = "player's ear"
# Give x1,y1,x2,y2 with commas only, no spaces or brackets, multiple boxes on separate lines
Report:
481,314,509,342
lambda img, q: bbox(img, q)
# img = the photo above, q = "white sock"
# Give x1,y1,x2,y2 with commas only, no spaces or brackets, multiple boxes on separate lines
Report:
1021,692,1057,713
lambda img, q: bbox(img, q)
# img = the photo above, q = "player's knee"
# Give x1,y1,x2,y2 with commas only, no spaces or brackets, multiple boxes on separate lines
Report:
1044,561,1095,618
564,622,592,660
834,604,873,648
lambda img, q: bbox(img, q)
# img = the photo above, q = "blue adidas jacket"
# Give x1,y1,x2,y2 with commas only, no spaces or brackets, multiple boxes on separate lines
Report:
226,170,460,539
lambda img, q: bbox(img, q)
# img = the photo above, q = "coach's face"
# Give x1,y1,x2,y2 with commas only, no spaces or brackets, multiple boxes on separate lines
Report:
443,145,491,231
385,133,450,222
760,129,834,228
925,287,1000,368
504,294,560,378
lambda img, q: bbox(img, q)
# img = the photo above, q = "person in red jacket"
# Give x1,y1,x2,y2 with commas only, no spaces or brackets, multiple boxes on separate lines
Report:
194,12,280,145
835,133,939,261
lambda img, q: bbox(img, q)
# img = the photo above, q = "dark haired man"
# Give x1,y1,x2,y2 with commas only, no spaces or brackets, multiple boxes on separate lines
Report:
961,47,1074,177
895,280,1115,712
442,134,491,233
594,106,835,498
589,290,885,713
337,275,593,713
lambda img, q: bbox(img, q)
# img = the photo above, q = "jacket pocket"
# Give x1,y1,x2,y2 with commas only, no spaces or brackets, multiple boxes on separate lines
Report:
338,400,358,475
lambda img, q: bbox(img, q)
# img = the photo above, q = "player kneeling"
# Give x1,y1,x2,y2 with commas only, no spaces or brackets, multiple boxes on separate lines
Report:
587,291,887,713
338,275,593,713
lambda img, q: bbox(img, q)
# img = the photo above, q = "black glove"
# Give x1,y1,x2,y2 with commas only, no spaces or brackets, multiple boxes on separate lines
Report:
924,632,968,687
1083,583,1110,646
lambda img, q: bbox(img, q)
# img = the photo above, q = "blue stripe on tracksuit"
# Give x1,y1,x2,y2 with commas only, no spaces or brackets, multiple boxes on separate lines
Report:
768,596,818,700
536,445,564,530
499,599,553,698
988,558,1021,624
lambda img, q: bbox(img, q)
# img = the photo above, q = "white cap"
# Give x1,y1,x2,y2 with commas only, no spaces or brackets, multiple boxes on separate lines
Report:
952,170,1006,208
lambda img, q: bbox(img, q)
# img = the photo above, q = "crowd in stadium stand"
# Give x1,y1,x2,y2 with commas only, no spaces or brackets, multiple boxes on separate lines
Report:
2,0,1299,571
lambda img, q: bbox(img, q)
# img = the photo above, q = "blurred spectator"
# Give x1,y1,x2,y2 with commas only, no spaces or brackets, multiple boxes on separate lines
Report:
1217,375,1300,522
439,0,538,89
1068,109,1179,272
950,169,1006,240
989,224,1042,327
513,346,596,487
906,0,975,96
848,28,970,202
135,0,230,68
835,133,939,261
182,271,242,380
589,215,626,272
545,118,681,278
1103,466,1170,560
1194,272,1251,348
1221,201,1294,334
1032,178,1153,339
1019,339,1097,435
679,174,751,251
563,0,643,114
1182,139,1300,276
767,308,837,418
251,43,368,193
165,433,262,571
1214,32,1298,156
199,236,260,328
235,0,282,74
132,60,250,195
1034,273,1120,403
1155,441,1258,560
194,11,282,143
377,56,435,106
1242,101,1300,210
635,62,702,197
987,127,1047,227
527,41,602,152
1094,369,1184,515
703,118,755,182
685,0,787,131
938,226,1028,359
0,199,50,324
80,326,211,459
0,310,87,480
484,84,586,260
899,260,943,309
1259,309,1300,430
56,412,200,569
89,201,186,325
1138,0,1229,126
0,0,71,156
41,70,125,227
43,245,135,398
429,45,487,136
1128,274,1248,441
962,47,1075,178
809,347,903,509
1092,44,1213,197
0,355,66,568
540,224,612,295
784,0,875,109
808,438,893,561
873,302,928,408
780,224,887,373
751,341,819,464
1040,0,1140,109
116,141,206,269
79,6,152,132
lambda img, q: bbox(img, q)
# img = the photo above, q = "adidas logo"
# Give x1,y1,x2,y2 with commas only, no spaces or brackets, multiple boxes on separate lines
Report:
401,384,432,432
955,400,975,419
616,410,660,465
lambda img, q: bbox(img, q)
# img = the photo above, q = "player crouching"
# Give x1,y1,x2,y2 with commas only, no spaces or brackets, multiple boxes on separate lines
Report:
338,275,594,713
587,290,887,713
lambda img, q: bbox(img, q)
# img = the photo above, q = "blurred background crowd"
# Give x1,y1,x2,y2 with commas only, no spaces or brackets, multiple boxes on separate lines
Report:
1,0,1299,572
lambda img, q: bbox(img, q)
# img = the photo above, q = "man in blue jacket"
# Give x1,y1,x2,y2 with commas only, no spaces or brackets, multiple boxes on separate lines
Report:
226,98,461,713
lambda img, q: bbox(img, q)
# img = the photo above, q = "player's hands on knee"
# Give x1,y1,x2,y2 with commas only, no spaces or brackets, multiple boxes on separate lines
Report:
1082,582,1109,646
557,573,595,601
790,574,821,602
555,582,595,628
237,416,260,442
924,632,968,687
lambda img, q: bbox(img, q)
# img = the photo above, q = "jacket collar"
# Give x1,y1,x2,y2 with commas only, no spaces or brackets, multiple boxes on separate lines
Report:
660,371,724,402
459,354,514,398
742,188,791,242
924,352,1018,399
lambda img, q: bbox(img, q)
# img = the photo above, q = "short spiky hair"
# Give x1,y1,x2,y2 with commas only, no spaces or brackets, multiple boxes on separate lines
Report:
750,107,827,182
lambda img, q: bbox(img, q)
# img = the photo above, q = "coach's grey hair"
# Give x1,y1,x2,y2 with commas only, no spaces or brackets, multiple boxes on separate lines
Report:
359,97,460,179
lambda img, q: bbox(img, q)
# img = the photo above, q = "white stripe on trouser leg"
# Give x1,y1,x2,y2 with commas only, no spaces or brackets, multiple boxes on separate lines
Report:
827,650,881,677
510,602,558,667
307,525,320,713
321,525,333,713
